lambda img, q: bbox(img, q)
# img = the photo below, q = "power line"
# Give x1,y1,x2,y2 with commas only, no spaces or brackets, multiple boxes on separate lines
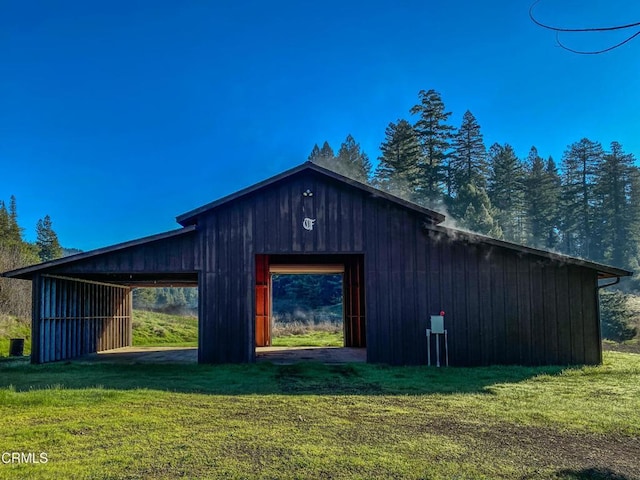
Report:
529,0,640,54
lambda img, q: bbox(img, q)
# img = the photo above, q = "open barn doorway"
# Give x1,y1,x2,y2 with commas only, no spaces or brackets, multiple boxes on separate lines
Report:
255,254,365,363
270,266,344,347
130,286,198,348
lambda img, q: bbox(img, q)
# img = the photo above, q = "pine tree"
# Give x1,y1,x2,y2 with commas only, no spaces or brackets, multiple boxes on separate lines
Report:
543,157,562,248
373,119,421,199
410,89,455,202
308,141,335,168
7,195,22,243
334,134,372,183
593,142,635,266
450,111,487,193
560,138,603,258
487,143,527,243
459,184,503,238
626,168,640,287
0,201,9,245
449,110,488,219
307,144,321,162
36,215,63,262
525,147,561,249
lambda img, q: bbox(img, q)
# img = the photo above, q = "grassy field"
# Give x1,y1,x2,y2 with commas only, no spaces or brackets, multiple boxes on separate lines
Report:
0,310,342,357
1,311,639,478
271,319,344,347
271,330,343,347
133,310,344,348
131,310,198,347
0,314,30,357
0,352,638,479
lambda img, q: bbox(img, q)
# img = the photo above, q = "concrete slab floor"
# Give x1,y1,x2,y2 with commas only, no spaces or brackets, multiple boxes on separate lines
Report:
83,346,366,365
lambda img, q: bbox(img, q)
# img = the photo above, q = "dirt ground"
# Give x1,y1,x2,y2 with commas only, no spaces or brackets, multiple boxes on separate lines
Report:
85,346,366,364
602,341,640,354
422,417,640,479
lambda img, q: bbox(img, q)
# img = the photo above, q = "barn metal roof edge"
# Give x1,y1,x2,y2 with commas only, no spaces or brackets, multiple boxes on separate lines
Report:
426,224,632,279
2,225,197,279
176,161,447,226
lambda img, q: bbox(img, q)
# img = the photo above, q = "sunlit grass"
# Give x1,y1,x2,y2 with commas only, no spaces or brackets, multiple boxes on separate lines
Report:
132,310,198,346
0,352,638,479
272,330,343,347
0,314,30,357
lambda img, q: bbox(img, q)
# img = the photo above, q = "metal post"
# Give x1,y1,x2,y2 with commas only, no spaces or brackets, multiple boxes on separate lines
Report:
444,330,449,367
435,333,440,367
426,328,431,366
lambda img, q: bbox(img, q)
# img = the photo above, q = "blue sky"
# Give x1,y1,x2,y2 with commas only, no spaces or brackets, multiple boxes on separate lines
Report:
1,0,639,251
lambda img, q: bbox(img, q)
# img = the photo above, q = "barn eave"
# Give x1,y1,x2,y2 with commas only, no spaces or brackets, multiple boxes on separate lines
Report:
1,225,197,280
425,224,632,279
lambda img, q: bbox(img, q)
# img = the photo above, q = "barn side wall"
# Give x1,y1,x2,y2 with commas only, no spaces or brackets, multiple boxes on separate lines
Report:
196,170,602,366
31,275,132,364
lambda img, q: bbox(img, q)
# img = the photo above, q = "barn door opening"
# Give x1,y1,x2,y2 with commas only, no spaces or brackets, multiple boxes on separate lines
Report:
344,256,366,348
255,255,271,347
255,254,365,351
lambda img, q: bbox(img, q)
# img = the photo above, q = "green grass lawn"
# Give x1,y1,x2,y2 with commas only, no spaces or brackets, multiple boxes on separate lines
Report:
134,309,344,348
0,352,638,479
132,310,198,347
0,315,30,357
271,330,343,347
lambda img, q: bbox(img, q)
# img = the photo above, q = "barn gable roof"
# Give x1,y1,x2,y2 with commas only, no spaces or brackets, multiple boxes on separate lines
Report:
176,161,447,226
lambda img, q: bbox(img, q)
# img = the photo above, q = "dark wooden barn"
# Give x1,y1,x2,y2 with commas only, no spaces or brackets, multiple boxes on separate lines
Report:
3,162,631,365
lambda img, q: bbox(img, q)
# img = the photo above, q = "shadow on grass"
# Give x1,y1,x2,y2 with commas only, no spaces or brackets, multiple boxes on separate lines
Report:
0,355,570,396
554,468,631,480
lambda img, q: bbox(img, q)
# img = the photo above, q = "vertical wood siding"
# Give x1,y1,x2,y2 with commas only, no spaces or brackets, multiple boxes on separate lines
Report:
31,275,132,364
197,170,602,366
59,231,197,274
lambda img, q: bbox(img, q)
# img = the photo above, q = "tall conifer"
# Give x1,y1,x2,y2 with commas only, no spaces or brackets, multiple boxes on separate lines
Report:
525,147,561,249
487,143,526,243
449,110,489,220
374,119,421,199
36,215,63,262
334,134,372,183
593,142,635,265
410,89,455,202
560,138,603,258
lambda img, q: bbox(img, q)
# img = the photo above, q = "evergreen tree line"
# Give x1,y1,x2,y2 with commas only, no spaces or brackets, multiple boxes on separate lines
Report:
132,287,198,313
0,196,64,263
309,89,640,289
0,196,64,317
272,274,342,315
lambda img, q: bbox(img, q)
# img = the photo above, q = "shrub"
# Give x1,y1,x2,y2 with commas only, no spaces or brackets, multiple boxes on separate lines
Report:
600,290,638,342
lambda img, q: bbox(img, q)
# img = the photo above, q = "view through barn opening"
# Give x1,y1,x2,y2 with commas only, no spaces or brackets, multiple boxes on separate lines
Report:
255,254,366,361
131,286,198,352
271,270,344,347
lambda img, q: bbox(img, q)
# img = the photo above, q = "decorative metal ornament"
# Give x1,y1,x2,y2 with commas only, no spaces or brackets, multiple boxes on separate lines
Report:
302,218,316,231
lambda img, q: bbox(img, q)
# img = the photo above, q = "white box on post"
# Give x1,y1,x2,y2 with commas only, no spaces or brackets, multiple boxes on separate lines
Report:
427,314,448,367
430,315,444,334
